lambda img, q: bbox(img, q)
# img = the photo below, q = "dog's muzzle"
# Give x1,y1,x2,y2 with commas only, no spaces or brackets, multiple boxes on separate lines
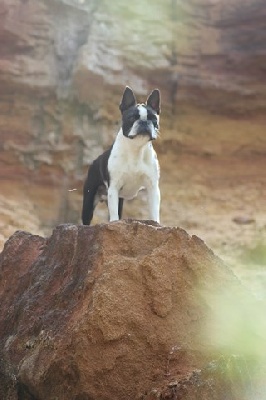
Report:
135,121,156,140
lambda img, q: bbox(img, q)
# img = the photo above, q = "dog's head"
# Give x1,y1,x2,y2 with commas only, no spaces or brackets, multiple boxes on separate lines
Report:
119,86,160,141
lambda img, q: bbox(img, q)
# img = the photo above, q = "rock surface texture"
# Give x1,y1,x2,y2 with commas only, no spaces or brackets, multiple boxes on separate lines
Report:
0,221,258,400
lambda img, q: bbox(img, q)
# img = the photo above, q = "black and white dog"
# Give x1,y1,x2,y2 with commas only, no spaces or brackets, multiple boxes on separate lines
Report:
82,86,161,225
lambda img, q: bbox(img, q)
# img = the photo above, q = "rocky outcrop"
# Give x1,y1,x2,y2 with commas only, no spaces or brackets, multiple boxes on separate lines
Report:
0,221,263,399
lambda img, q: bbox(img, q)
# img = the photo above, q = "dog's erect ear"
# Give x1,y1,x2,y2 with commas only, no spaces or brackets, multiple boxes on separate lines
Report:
119,86,137,113
147,89,161,115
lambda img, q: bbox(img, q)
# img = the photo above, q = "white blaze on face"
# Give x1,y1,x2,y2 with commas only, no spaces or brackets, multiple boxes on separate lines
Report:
137,104,147,120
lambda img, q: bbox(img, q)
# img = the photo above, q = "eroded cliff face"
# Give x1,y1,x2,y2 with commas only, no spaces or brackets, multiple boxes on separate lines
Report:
0,0,265,260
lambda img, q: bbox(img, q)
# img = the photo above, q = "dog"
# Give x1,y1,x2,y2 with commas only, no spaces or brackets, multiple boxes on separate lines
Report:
82,86,161,225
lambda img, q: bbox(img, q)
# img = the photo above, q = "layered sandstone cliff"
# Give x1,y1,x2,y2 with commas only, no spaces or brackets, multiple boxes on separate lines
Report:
0,0,265,262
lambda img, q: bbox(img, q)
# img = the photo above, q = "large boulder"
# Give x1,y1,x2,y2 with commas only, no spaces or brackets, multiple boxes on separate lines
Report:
0,221,263,399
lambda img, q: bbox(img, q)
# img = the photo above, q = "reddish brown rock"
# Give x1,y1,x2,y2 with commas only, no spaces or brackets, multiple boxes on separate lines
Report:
0,221,260,400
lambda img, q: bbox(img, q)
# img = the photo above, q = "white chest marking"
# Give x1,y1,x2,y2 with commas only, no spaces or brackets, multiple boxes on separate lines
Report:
108,130,159,200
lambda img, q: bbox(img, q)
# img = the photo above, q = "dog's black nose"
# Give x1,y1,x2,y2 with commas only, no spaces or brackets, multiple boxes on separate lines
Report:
137,120,150,132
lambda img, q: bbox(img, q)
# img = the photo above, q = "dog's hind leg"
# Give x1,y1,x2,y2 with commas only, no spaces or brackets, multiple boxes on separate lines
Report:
118,197,124,220
82,181,98,225
82,159,104,225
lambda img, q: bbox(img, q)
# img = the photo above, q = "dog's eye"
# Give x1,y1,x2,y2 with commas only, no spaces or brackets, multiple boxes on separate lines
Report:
148,114,158,129
129,115,137,124
150,118,158,128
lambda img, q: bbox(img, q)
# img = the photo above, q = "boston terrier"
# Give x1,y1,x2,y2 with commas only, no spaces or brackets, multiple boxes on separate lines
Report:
82,86,161,225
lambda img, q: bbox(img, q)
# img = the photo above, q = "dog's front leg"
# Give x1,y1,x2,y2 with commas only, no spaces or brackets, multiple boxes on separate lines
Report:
147,183,160,223
108,185,119,221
